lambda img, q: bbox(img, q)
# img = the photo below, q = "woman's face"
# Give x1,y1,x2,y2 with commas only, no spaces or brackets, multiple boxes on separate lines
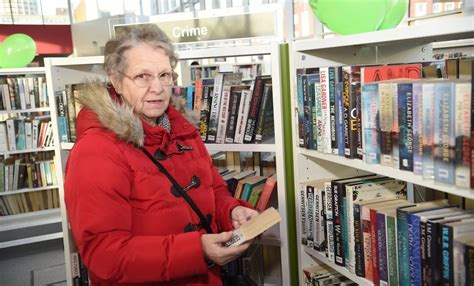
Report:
111,43,173,124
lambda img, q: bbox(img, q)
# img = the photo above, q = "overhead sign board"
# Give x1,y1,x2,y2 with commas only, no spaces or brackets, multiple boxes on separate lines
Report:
114,11,277,44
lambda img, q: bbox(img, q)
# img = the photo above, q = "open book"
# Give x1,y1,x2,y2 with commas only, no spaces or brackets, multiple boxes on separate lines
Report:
225,207,281,247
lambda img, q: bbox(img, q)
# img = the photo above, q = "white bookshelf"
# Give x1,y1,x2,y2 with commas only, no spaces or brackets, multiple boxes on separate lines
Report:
44,42,292,285
290,15,474,286
0,66,61,248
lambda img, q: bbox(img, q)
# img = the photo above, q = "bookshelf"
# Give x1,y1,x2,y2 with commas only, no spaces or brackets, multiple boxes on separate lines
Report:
0,66,61,240
0,67,64,286
290,14,474,285
44,42,294,286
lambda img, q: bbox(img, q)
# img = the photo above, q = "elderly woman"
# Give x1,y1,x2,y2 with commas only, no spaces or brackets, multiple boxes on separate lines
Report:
64,24,257,286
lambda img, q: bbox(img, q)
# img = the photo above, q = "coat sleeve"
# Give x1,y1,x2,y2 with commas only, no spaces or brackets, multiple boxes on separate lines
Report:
64,134,208,284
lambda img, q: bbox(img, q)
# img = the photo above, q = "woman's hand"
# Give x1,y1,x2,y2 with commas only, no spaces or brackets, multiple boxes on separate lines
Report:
231,206,258,229
201,231,252,266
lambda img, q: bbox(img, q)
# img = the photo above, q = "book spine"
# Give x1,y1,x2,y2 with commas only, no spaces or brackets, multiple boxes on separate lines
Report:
440,225,454,284
207,73,224,142
325,182,335,262
306,185,315,248
361,83,380,164
302,74,312,149
233,89,252,144
297,73,306,147
224,90,242,143
412,83,423,175
355,83,363,160
420,220,428,285
299,184,307,245
199,85,212,141
455,82,471,187
398,83,414,171
332,182,345,266
377,212,388,286
308,74,319,150
328,67,338,154
422,83,435,179
379,83,394,166
254,85,273,142
335,82,345,156
386,215,399,286
408,214,422,286
320,67,332,154
244,77,266,143
370,209,380,285
362,205,373,281
433,82,456,184
397,209,410,285
354,203,365,277
392,84,400,169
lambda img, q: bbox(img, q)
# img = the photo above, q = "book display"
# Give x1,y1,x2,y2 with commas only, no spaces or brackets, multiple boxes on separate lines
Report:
0,67,64,285
290,14,474,285
44,42,293,285
0,67,62,248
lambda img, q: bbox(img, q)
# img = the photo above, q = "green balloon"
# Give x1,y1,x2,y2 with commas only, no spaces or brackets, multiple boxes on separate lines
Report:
309,0,388,35
0,33,36,68
379,0,408,30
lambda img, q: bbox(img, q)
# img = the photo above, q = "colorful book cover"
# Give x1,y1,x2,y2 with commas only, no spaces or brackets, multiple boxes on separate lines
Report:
328,67,338,154
412,82,423,175
345,179,407,274
307,73,320,150
362,63,422,83
392,84,400,169
396,200,448,285
319,67,332,154
422,82,435,179
296,71,306,147
378,82,395,166
454,82,471,188
361,83,380,164
433,82,456,184
335,82,345,156
324,181,335,262
342,66,361,158
397,82,414,171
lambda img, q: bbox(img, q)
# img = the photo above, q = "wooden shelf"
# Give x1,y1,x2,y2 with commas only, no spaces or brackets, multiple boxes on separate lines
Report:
304,246,373,286
299,148,474,200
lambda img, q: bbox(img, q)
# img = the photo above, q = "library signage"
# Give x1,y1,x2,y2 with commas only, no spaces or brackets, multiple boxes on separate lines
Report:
114,11,276,44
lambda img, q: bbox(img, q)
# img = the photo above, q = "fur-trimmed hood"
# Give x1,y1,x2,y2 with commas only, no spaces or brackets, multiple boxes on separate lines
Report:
75,80,199,147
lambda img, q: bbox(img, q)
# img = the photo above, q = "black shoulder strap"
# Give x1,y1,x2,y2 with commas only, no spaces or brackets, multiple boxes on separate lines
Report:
140,147,213,234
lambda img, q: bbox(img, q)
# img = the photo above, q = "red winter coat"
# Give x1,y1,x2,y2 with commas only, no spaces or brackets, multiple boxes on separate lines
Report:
64,82,249,286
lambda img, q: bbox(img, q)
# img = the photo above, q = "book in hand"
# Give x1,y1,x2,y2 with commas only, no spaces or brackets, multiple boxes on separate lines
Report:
225,207,281,247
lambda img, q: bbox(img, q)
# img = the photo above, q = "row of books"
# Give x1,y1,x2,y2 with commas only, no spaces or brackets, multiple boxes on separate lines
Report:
303,264,356,286
0,75,49,110
0,158,57,192
0,115,53,152
178,73,274,144
0,189,60,216
55,84,83,143
299,174,473,285
297,59,474,189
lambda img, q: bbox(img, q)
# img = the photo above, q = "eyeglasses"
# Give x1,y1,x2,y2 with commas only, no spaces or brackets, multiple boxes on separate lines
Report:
118,70,178,87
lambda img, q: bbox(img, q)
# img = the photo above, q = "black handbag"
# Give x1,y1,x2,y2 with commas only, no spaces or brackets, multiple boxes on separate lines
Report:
140,148,257,286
